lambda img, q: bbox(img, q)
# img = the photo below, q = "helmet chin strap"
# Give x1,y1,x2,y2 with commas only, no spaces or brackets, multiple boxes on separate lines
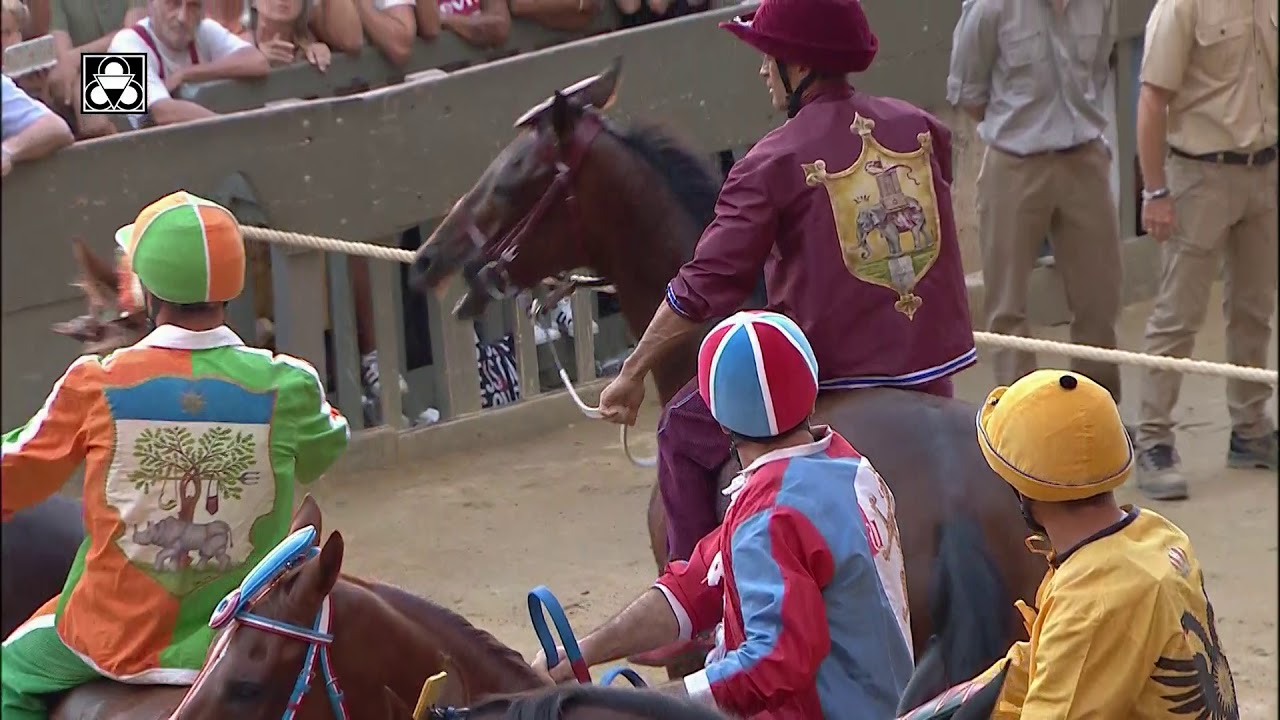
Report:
776,60,818,118
1012,486,1048,537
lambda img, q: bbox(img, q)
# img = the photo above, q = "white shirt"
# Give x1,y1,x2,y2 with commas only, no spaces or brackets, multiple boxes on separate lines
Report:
374,0,415,10
107,17,251,127
2,74,55,141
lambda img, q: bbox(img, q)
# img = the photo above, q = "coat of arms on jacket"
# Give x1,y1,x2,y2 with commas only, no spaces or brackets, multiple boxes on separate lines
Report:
106,379,277,597
803,113,943,319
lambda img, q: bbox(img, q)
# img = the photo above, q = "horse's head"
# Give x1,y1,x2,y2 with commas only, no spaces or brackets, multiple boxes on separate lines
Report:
176,495,346,720
409,58,623,320
52,239,150,354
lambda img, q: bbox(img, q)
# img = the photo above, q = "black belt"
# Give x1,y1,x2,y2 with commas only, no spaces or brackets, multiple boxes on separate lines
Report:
998,141,1092,159
1170,145,1278,166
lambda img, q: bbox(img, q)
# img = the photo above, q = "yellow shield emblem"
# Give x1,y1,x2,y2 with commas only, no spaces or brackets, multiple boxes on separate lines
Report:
803,114,942,319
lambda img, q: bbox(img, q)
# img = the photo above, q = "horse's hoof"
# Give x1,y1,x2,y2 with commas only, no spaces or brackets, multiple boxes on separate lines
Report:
626,637,713,668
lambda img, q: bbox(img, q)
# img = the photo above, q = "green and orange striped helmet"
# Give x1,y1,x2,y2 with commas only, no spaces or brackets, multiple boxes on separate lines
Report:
114,191,246,305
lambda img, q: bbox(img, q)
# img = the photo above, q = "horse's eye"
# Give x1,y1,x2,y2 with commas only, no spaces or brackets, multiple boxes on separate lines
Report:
225,679,266,703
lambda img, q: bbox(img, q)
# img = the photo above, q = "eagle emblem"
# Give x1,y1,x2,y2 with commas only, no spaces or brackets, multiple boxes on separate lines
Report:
1152,587,1238,719
802,113,943,319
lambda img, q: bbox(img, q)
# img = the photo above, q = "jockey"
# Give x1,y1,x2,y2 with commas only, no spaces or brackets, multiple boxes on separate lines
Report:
0,191,350,720
596,0,974,570
901,370,1238,719
536,311,914,719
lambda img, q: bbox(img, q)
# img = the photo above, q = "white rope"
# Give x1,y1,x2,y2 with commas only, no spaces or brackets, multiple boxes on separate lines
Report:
973,332,1277,386
242,226,417,264
239,225,1277,464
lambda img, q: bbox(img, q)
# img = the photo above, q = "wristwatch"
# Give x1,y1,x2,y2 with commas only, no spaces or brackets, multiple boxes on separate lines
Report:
1141,187,1171,202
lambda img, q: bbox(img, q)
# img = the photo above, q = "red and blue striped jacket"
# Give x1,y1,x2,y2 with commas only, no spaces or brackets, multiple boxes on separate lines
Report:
655,427,913,719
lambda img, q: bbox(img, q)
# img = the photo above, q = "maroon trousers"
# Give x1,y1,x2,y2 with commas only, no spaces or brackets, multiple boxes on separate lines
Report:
656,376,955,561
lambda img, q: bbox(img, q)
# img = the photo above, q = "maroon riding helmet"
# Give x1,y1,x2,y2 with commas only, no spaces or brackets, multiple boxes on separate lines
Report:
721,0,879,116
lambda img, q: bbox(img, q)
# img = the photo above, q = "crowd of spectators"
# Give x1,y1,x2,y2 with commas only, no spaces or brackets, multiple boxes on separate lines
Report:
2,0,715,425
1,0,711,142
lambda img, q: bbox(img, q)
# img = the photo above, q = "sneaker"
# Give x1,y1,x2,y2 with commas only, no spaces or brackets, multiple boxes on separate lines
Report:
533,323,561,346
1227,430,1279,471
553,297,599,339
361,350,409,398
1135,444,1189,501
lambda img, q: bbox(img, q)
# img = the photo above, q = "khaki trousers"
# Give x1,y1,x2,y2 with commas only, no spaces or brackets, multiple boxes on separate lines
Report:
1136,155,1278,450
978,140,1124,398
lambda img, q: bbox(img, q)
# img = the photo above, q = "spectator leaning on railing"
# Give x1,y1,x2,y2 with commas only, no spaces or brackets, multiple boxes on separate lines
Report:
247,0,333,70
47,0,146,104
354,0,416,67
507,0,596,34
230,0,366,60
1,73,74,179
107,0,269,127
437,0,508,48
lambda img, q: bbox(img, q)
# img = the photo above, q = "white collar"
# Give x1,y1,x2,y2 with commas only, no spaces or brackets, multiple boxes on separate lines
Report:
133,325,246,350
722,426,835,502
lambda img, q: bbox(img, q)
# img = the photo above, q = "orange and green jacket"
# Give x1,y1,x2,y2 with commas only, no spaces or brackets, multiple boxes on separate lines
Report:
1,325,349,683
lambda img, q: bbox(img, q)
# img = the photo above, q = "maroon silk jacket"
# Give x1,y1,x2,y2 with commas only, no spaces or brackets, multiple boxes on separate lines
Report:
666,83,975,389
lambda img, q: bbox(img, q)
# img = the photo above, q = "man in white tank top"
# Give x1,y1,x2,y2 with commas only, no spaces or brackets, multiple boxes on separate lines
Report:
106,0,267,128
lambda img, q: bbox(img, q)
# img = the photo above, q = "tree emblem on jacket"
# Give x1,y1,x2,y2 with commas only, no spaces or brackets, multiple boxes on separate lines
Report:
125,424,260,594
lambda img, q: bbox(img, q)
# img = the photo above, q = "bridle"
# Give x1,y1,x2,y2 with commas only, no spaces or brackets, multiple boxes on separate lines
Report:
448,104,657,469
170,526,348,720
459,107,607,301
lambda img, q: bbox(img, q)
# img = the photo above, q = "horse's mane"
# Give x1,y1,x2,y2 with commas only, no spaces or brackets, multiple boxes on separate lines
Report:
610,121,720,258
344,576,543,688
469,684,731,720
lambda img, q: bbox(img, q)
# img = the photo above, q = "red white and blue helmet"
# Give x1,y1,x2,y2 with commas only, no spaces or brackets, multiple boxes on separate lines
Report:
697,311,820,439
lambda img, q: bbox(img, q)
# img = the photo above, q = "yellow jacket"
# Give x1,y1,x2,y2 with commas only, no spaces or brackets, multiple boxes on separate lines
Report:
913,507,1238,719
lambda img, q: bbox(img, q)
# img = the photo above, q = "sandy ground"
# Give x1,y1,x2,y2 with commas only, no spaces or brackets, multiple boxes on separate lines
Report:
309,288,1278,717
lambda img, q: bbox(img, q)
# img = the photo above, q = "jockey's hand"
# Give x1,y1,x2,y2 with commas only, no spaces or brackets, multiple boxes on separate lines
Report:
598,373,645,426
531,646,576,684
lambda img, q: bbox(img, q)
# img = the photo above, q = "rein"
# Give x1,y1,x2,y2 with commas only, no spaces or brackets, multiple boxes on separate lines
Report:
528,289,656,469
527,585,647,688
170,527,348,720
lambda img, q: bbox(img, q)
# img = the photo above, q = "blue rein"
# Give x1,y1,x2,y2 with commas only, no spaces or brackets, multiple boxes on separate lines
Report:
527,585,647,689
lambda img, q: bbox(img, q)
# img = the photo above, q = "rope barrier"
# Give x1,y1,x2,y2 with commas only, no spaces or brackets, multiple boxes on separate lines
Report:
239,225,1279,388
972,332,1277,386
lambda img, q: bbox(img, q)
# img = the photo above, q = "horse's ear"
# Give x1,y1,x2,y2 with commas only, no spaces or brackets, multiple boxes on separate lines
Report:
71,238,118,315
576,56,623,112
311,531,345,598
549,90,576,144
290,494,322,541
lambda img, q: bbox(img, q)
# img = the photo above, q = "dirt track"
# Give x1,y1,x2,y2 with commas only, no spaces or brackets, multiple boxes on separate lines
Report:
310,288,1278,718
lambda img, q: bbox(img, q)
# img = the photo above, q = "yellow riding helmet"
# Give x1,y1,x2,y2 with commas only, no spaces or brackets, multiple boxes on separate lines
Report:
977,369,1133,503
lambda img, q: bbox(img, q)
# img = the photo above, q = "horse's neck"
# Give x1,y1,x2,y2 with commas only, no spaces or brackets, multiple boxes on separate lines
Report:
584,148,702,406
330,580,439,702
355,580,546,697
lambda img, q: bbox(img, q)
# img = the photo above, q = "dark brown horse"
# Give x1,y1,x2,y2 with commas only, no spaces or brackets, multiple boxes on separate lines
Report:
408,60,1044,697
2,496,547,719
